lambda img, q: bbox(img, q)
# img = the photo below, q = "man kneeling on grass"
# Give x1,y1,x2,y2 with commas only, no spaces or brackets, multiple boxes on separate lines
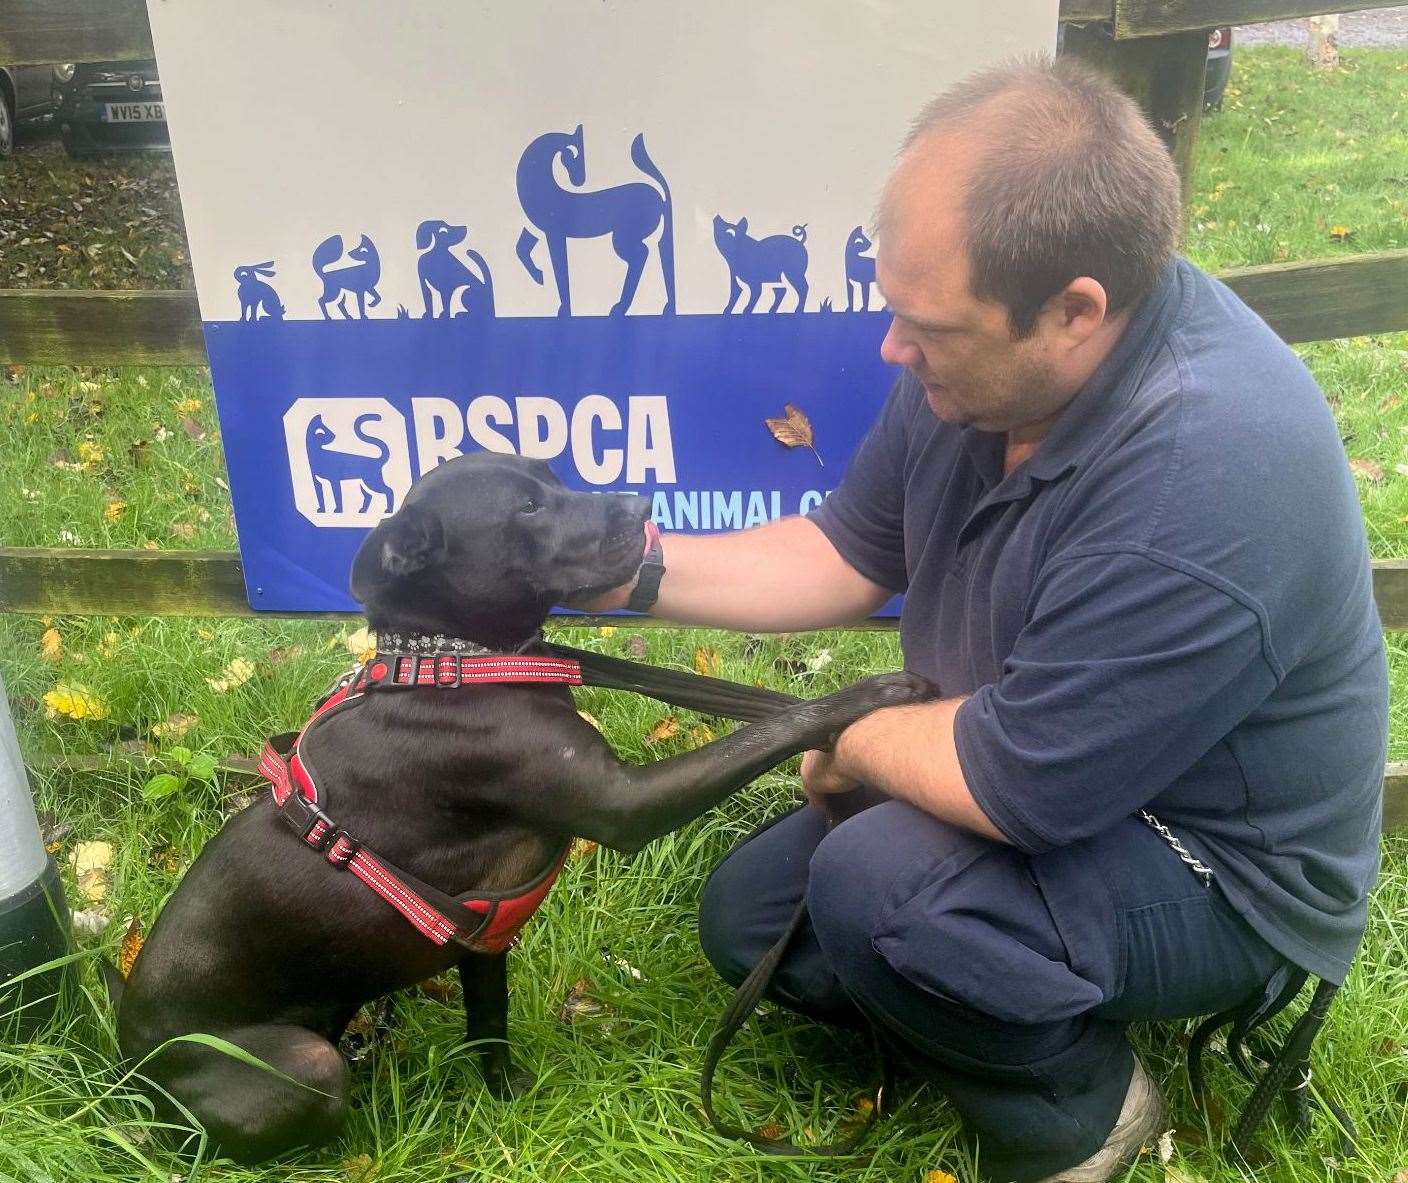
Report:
576,56,1387,1183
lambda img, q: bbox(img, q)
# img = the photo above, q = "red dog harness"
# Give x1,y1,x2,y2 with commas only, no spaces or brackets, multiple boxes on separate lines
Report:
258,644,582,954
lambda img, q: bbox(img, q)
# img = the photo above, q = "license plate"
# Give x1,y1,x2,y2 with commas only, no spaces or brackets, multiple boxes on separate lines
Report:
100,101,165,122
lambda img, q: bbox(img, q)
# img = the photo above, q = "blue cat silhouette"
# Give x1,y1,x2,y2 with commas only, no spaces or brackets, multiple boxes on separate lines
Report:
515,126,675,317
713,217,809,314
305,413,394,515
415,219,495,319
312,234,382,320
844,226,877,312
233,261,284,321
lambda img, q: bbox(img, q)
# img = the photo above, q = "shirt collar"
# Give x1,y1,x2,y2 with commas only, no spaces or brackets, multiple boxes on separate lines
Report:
991,258,1186,484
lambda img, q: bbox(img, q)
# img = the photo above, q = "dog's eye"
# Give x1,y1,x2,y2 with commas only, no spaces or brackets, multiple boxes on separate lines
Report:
520,499,541,515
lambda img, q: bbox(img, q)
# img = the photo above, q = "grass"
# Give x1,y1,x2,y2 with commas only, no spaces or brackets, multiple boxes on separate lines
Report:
1,44,1408,1183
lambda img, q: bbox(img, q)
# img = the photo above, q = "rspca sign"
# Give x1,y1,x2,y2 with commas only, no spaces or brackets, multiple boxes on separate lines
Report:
146,0,1057,612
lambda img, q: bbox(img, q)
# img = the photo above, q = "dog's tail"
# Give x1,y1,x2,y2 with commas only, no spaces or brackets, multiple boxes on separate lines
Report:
99,958,125,1009
311,233,343,279
548,644,799,722
791,224,808,244
465,249,496,318
632,134,675,314
351,414,390,461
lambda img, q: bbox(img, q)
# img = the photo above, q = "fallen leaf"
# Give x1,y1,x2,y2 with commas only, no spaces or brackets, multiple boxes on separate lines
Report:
756,1122,786,1142
688,722,716,748
171,397,203,414
70,841,114,902
265,645,305,668
924,1172,959,1183
414,975,459,1001
118,917,144,977
1157,1128,1175,1164
646,716,680,744
179,415,205,441
149,844,183,874
1395,464,1408,479
39,628,62,662
601,950,646,981
5,364,26,384
764,403,824,466
1329,225,1355,241
693,647,722,677
71,907,112,939
151,713,198,740
577,710,603,731
598,625,616,636
1381,395,1403,413
76,441,106,470
206,657,256,693
571,838,599,861
807,648,834,671
344,626,377,664
341,1153,379,1182
626,634,648,659
104,499,127,522
1392,1170,1408,1183
1165,1165,1209,1183
171,522,198,541
558,978,614,1025
43,683,110,721
1349,458,1385,482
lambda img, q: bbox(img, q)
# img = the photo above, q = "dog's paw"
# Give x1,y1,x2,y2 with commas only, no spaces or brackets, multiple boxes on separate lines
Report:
482,1056,536,1100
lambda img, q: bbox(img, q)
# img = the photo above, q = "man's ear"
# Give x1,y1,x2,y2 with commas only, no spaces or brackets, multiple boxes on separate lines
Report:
377,503,445,577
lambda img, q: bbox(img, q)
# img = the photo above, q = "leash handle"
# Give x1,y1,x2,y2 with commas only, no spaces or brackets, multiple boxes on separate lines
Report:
699,897,889,1157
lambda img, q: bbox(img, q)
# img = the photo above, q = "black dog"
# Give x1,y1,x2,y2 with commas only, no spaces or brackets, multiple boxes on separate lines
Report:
110,452,934,1163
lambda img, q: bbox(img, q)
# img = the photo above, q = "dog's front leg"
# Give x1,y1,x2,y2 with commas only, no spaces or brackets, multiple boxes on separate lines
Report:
542,672,936,854
458,953,533,1098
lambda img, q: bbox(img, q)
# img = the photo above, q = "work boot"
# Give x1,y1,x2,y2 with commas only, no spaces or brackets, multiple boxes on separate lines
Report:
1035,1058,1166,1183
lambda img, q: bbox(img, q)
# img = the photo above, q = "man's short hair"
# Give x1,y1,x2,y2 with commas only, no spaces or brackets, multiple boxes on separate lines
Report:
894,55,1182,338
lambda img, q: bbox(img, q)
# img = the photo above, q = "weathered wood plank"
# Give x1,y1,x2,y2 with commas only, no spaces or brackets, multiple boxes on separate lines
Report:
6,252,1400,368
1219,252,1408,345
1061,23,1207,203
3,548,1408,629
1059,0,1116,20
0,290,205,367
1385,764,1408,833
1116,0,1405,38
0,0,153,67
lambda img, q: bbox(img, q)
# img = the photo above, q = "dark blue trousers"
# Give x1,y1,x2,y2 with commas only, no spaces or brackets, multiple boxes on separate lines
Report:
698,800,1288,1181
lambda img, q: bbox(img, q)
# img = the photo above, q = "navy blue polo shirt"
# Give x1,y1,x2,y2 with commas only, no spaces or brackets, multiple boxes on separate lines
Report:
809,258,1387,984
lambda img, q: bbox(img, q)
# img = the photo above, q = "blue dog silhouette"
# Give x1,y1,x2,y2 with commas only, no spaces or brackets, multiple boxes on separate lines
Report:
312,234,382,320
415,220,495,319
305,413,394,515
233,262,284,321
713,217,809,313
844,226,877,312
515,126,675,317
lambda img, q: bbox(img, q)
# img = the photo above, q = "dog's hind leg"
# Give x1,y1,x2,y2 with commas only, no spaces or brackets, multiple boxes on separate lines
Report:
458,953,533,1097
144,1023,349,1165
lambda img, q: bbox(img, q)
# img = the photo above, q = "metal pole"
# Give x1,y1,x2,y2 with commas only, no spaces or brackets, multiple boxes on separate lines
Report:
0,671,71,1035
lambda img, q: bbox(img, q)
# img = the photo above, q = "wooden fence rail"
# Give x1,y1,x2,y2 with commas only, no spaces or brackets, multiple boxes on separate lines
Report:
2,250,1405,368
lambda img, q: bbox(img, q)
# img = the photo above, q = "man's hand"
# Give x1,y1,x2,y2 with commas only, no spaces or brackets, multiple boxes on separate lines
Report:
561,579,636,613
800,747,862,809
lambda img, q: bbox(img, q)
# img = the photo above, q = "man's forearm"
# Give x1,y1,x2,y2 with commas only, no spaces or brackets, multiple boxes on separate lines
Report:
649,515,893,632
830,696,1009,843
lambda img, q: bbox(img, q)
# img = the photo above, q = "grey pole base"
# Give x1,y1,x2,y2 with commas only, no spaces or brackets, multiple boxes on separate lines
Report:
0,858,72,1038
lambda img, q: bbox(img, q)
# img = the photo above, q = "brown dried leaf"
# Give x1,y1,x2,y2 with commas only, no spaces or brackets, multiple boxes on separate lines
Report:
755,1122,786,1142
151,713,199,740
1328,225,1355,242
118,916,144,978
149,844,183,874
646,716,680,744
688,723,716,748
1349,458,1385,482
559,978,614,1024
693,646,722,677
413,975,460,1001
180,414,206,441
626,634,648,659
571,838,599,861
39,628,62,662
924,1172,959,1183
171,522,198,541
764,403,824,466
70,841,114,902
577,710,603,732
1381,395,1403,414
265,645,305,668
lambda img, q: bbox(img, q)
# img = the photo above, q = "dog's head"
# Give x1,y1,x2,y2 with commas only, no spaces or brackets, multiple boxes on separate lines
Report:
350,452,652,643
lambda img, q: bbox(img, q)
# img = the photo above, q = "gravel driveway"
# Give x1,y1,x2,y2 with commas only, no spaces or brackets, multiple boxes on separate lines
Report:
1236,5,1408,48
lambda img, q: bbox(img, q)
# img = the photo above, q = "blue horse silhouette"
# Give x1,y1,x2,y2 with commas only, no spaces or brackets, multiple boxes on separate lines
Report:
312,233,382,319
515,126,675,317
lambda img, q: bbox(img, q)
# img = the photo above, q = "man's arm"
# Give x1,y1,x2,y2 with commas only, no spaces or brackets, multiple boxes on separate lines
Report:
806,697,1009,843
577,514,894,632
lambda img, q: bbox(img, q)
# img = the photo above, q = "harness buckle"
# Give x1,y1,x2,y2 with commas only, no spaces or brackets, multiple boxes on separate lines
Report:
300,806,338,852
436,654,462,688
324,830,362,868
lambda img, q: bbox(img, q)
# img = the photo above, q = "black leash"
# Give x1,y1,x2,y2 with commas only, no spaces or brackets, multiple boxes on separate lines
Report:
547,640,891,1155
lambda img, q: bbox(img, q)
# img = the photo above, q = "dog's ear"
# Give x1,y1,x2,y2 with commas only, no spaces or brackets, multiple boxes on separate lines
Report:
737,217,748,235
415,220,435,251
378,504,445,577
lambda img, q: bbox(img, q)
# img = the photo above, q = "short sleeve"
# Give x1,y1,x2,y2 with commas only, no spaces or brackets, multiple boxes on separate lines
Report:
806,376,915,593
953,547,1280,853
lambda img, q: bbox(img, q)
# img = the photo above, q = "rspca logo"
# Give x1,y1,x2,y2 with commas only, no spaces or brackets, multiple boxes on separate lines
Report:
282,399,413,527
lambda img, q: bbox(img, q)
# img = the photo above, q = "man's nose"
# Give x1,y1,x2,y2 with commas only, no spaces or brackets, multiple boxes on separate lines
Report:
880,317,917,368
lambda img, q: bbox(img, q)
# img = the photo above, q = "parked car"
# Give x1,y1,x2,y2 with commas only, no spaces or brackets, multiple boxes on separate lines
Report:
51,60,169,158
0,64,57,158
1204,27,1233,111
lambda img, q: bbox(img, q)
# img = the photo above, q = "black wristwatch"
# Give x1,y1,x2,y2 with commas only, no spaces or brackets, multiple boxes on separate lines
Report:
626,535,666,613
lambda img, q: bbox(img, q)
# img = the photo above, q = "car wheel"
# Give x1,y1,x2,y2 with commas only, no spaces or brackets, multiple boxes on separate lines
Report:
0,88,15,159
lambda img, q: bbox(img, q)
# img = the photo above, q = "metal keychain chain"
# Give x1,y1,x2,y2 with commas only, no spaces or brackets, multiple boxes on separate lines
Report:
1139,810,1215,887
